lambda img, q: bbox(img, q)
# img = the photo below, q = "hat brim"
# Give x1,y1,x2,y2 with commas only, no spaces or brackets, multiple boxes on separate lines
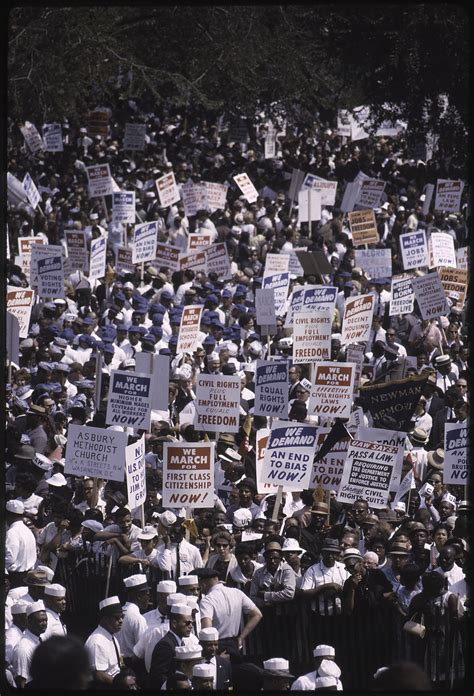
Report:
264,670,295,678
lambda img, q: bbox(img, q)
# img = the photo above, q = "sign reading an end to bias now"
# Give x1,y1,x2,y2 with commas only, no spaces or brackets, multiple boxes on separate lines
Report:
106,370,152,430
309,362,355,418
260,421,318,490
162,442,215,508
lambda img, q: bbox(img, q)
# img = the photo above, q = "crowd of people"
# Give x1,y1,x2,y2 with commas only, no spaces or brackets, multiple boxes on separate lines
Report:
4,89,471,691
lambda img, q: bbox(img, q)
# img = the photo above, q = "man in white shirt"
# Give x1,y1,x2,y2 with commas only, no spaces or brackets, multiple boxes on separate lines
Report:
291,644,343,690
133,580,176,672
85,596,124,687
154,519,203,579
11,600,48,688
116,574,149,665
434,354,458,393
299,538,349,615
198,626,232,690
5,601,28,671
43,584,67,637
5,500,37,587
435,544,465,589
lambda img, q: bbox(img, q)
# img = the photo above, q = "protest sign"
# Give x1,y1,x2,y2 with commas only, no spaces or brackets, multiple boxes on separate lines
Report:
187,232,213,251
30,243,64,290
340,182,360,213
262,272,290,315
65,424,128,481
86,164,114,197
411,272,449,320
336,110,352,137
255,288,277,331
233,173,259,203
443,423,468,484
399,230,429,270
123,123,146,151
359,373,429,431
7,313,20,369
206,243,232,279
263,253,290,278
341,294,375,344
354,248,392,280
163,442,215,508
302,175,338,206
179,250,207,273
302,286,337,312
310,427,351,491
20,121,43,154
205,181,228,212
357,426,406,491
17,236,45,282
284,287,305,328
6,287,35,338
115,246,135,273
345,343,365,394
298,189,321,222
177,305,203,354
434,179,464,213
88,236,107,282
456,246,468,270
155,242,181,272
181,182,207,217
392,469,416,506
65,230,89,273
256,429,280,495
284,251,304,277
132,221,158,264
429,232,456,269
422,183,435,216
390,274,415,316
293,309,332,363
37,254,64,299
135,353,170,412
337,439,399,509
125,435,146,510
254,360,288,418
264,127,276,159
112,192,136,224
195,374,241,433
260,421,318,491
354,178,385,209
348,210,379,246
106,370,153,430
308,362,355,418
87,110,109,137
438,267,468,308
22,173,41,210
288,168,305,202
155,171,180,207
42,123,63,152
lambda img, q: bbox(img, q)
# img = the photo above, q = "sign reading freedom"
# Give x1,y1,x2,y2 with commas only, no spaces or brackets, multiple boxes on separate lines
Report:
359,373,429,431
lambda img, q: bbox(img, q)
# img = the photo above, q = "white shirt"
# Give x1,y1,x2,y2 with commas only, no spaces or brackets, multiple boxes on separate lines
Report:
5,624,23,668
5,520,37,573
291,669,343,691
85,624,122,679
199,583,258,639
116,601,147,658
11,628,41,683
43,608,67,638
300,561,349,590
435,563,465,589
133,619,170,672
154,538,203,578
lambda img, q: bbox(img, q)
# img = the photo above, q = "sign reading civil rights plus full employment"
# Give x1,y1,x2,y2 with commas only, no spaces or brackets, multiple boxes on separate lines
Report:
254,360,288,418
106,370,153,430
163,442,215,508
195,374,241,433
308,362,355,419
443,423,468,484
337,439,399,509
292,309,332,363
65,424,128,482
260,421,318,491
341,294,375,344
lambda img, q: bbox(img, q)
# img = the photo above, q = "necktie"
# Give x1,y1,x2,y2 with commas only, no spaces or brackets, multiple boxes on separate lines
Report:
38,636,43,643
160,615,166,623
443,376,447,392
112,636,121,668
175,542,181,580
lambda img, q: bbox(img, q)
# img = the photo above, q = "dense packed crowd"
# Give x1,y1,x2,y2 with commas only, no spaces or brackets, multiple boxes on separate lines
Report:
4,91,471,691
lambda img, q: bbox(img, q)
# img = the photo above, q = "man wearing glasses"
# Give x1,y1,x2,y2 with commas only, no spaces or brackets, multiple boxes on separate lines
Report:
385,329,407,357
149,603,195,688
288,365,303,400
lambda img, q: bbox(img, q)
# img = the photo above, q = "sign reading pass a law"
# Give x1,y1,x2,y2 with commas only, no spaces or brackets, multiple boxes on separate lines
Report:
65,424,128,482
308,362,355,419
163,441,215,508
337,439,398,509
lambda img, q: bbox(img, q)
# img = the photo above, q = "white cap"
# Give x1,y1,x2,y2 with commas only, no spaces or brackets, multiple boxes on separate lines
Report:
170,603,192,617
157,580,177,594
123,574,149,589
166,592,187,606
158,510,177,527
99,596,121,611
192,663,213,678
11,600,29,615
299,377,312,392
224,448,241,462
374,667,389,679
178,575,199,587
44,583,66,598
81,520,103,533
137,525,158,540
26,600,46,616
6,500,24,514
313,644,335,657
185,596,198,610
315,676,339,688
47,472,68,487
35,565,55,582
393,501,406,513
263,657,290,672
318,659,341,678
233,508,253,527
198,627,219,641
282,538,304,553
343,547,363,560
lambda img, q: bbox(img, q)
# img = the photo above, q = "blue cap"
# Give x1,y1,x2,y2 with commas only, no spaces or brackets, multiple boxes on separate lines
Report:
201,314,211,325
206,294,218,305
141,333,156,344
54,362,70,373
371,277,389,285
83,317,95,326
78,334,95,346
339,271,352,278
159,348,171,356
206,311,219,320
102,344,115,354
160,290,173,301
116,324,128,332
149,326,163,338
150,303,166,315
344,281,354,289
169,336,178,346
128,325,141,333
203,335,216,345
38,362,54,371
211,321,224,330
222,289,233,299
115,292,126,302
60,328,75,342
152,315,163,326
138,326,148,336
223,328,233,339
48,382,63,393
234,304,247,313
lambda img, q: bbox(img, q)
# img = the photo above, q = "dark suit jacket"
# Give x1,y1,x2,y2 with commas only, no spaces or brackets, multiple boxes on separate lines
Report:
149,631,180,688
216,655,232,690
429,407,448,449
427,393,445,419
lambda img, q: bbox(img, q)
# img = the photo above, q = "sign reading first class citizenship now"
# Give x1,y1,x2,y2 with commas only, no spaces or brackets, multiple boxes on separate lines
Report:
163,442,215,508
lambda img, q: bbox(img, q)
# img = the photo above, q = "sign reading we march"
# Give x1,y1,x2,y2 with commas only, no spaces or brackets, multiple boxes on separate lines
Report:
337,439,399,509
86,164,114,197
400,230,428,270
195,374,241,432
106,370,153,430
163,442,215,508
308,362,355,419
260,421,318,491
177,305,203,354
65,424,128,482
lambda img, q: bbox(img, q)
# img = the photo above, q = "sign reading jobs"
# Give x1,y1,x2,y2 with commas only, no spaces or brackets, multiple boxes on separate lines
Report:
260,421,318,491
106,370,153,430
337,440,399,509
163,442,214,508
65,424,128,482
195,374,241,432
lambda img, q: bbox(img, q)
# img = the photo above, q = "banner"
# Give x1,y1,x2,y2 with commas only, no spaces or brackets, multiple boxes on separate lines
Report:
292,309,332,364
156,172,180,208
400,230,428,270
260,421,318,490
206,243,231,279
298,189,321,222
42,123,63,152
341,294,375,344
195,374,241,432
434,179,464,213
6,286,35,338
389,274,414,315
163,442,215,508
116,246,135,273
438,267,468,308
310,427,351,490
123,123,146,151
357,426,405,491
263,253,290,279
65,230,89,273
20,121,44,154
254,360,288,418
88,236,107,282
132,221,158,264
176,305,203,354
155,242,181,272
412,272,450,320
262,272,290,315
308,362,355,419
179,250,207,273
37,254,64,299
64,424,128,481
359,373,429,431
337,439,398,508
125,435,146,510
340,181,360,213
187,232,213,251
348,210,379,246
233,173,259,203
86,164,114,198
345,343,365,394
429,232,456,269
354,248,392,280
255,288,277,329
443,423,468,484
112,192,136,224
22,173,41,209
354,179,386,209
256,428,279,495
106,370,153,430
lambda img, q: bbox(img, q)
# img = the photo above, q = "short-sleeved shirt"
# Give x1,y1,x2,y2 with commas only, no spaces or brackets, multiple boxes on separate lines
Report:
85,624,122,678
116,601,147,657
199,583,258,639
11,629,41,682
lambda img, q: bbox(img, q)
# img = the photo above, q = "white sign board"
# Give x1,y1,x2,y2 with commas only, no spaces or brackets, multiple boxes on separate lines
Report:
355,179,386,209
195,374,241,432
86,164,114,198
134,352,170,412
293,309,332,364
106,370,153,429
310,427,351,491
126,435,146,510
412,273,450,320
429,232,456,269
254,360,288,418
354,249,392,280
233,173,259,203
302,175,338,206
255,288,277,328
112,192,136,224
337,439,399,509
400,230,428,270
65,230,89,273
155,242,181,272
123,123,147,151
64,424,128,481
20,121,43,154
22,173,41,209
155,172,181,208
260,421,318,490
308,362,355,419
262,272,290,316
263,253,290,279
434,179,464,213
116,246,135,273
443,423,468,484
206,243,232,279
390,274,415,316
456,247,468,270
42,123,63,152
132,221,158,264
176,305,203,354
6,286,35,338
205,181,228,212
256,428,279,495
163,442,215,508
88,236,107,282
37,254,64,299
341,294,375,344
357,426,405,491
298,189,322,222
29,243,63,290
